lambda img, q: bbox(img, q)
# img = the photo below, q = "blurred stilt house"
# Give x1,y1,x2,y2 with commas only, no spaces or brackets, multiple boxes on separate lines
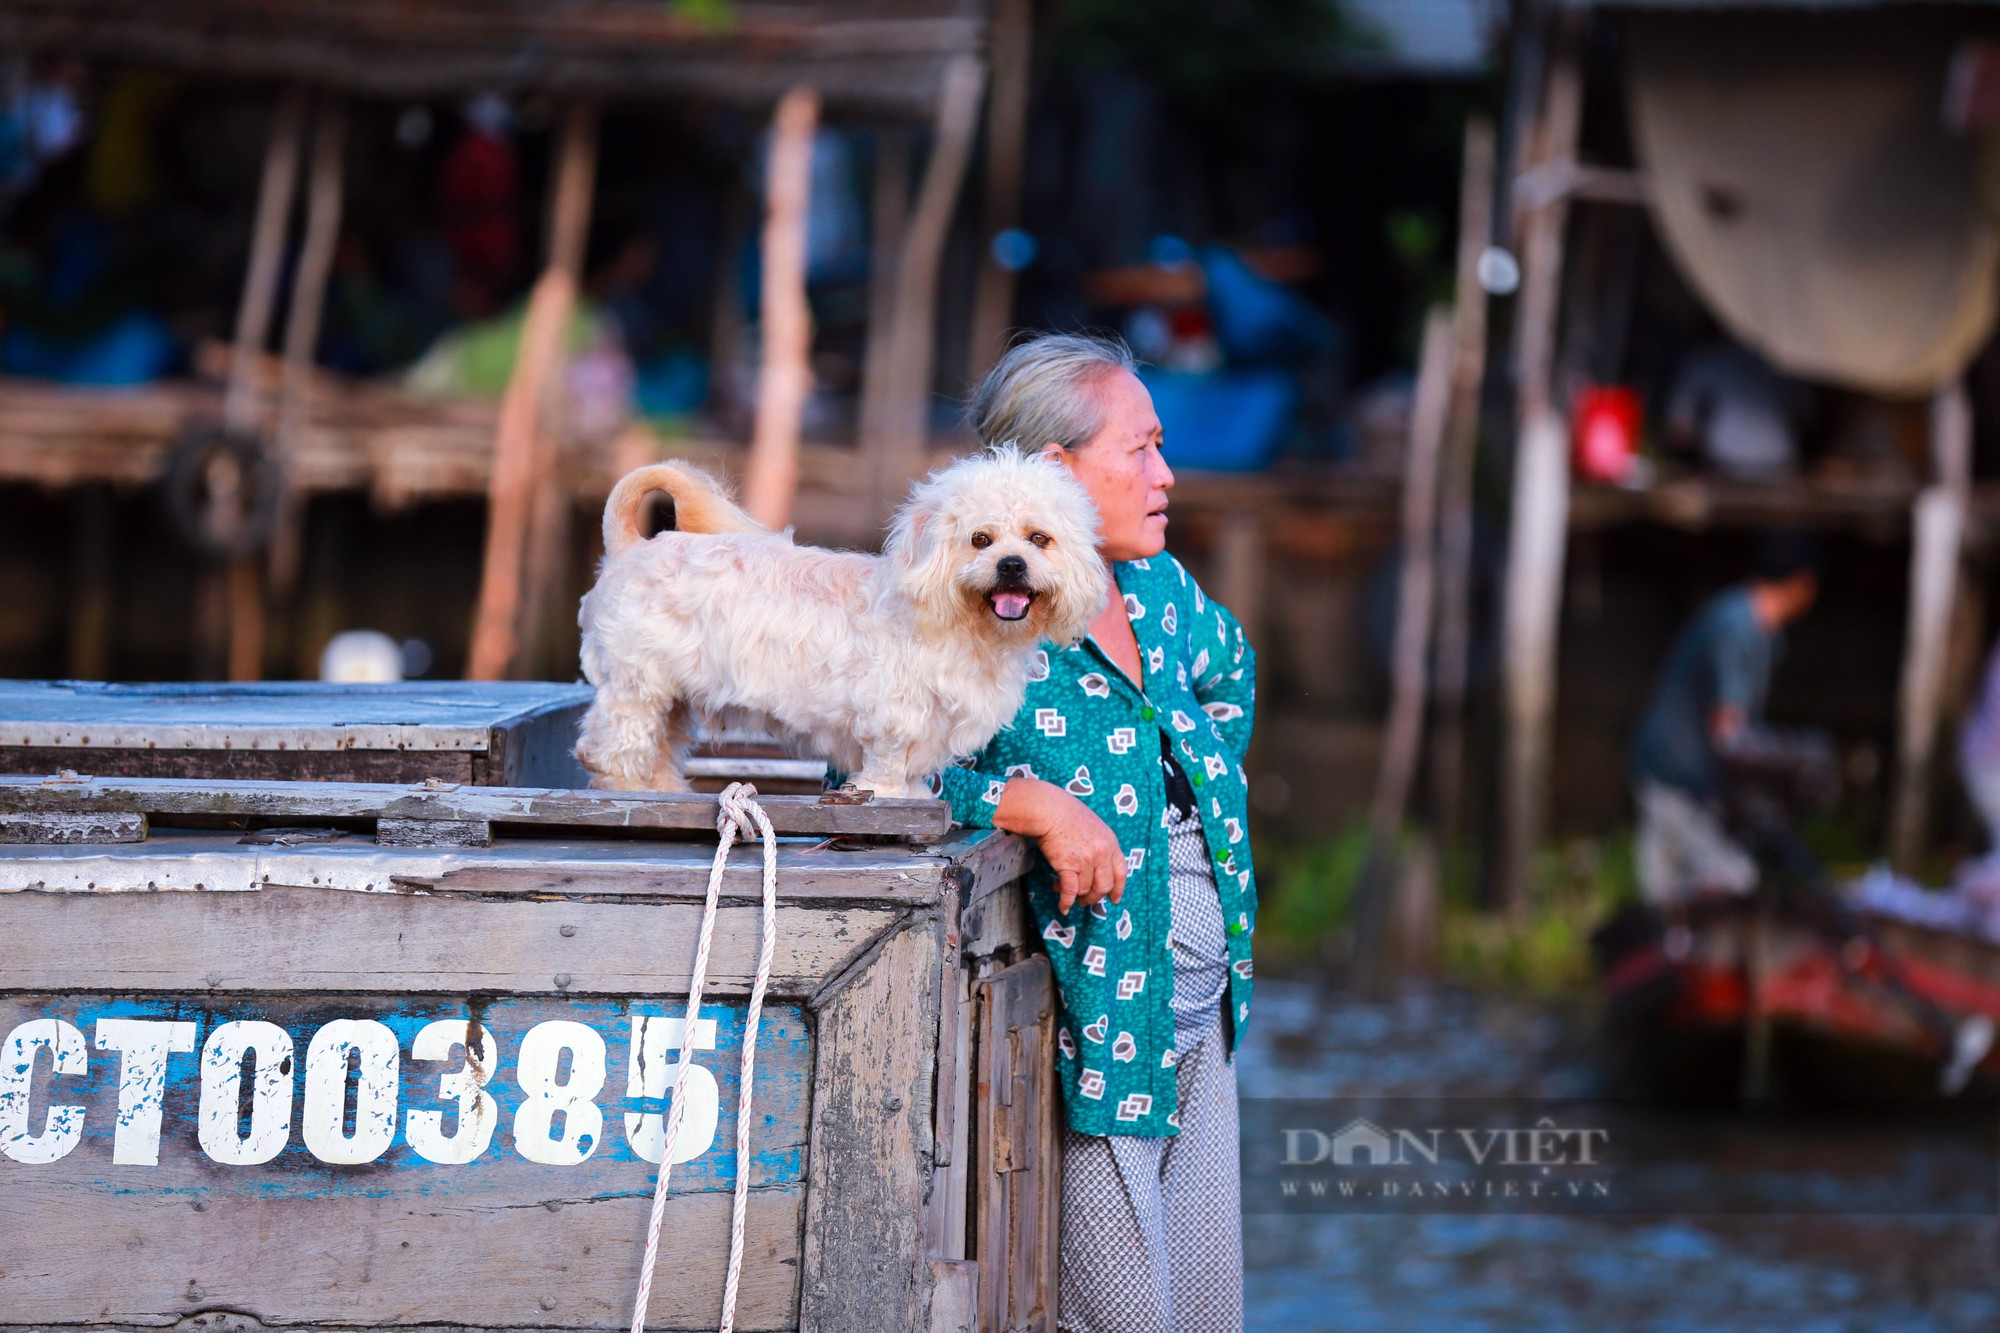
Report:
1496,0,2000,898
0,0,1511,854
0,0,995,682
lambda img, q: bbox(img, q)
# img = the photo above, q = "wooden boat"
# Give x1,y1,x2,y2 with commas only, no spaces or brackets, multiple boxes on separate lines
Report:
1594,892,2000,1100
0,682,1058,1333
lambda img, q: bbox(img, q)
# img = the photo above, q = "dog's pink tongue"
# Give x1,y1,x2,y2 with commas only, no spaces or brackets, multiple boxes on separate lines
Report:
991,591,1032,621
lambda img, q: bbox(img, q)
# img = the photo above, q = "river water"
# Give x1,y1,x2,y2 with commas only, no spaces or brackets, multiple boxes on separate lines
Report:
1236,977,2000,1332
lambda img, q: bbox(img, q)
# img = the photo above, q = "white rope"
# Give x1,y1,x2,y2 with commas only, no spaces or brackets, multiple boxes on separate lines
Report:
629,781,779,1333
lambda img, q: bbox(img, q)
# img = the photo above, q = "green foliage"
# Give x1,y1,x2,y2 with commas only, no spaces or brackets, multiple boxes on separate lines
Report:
1256,825,1644,994
1441,833,1641,994
671,0,735,33
1258,820,1373,960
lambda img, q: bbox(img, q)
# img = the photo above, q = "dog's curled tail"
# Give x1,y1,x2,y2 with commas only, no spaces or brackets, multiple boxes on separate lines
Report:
601,463,765,556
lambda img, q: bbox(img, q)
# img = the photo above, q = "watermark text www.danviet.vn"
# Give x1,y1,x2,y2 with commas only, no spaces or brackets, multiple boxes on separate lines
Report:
1240,1098,1999,1216
1278,1114,1611,1203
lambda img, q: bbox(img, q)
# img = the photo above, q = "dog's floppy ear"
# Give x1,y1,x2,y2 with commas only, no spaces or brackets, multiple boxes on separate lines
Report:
1016,453,1110,645
883,492,926,567
886,482,966,625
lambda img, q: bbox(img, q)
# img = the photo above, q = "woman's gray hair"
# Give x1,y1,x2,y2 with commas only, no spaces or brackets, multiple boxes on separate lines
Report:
967,332,1138,452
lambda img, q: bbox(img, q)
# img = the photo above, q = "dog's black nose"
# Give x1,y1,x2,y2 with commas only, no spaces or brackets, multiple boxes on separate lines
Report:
996,555,1028,580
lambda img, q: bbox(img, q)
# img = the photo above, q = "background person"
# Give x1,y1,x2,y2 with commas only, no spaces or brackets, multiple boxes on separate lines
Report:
938,332,1255,1333
1628,533,1820,906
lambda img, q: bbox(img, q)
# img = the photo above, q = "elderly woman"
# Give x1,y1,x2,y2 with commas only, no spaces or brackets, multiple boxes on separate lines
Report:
939,333,1255,1333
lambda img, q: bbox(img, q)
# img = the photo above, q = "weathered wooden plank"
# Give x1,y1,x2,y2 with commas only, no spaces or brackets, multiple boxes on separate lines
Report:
0,679,594,751
0,3,985,113
2,1183,804,1330
975,956,1057,1333
940,827,1030,898
487,691,595,788
377,816,493,848
923,882,967,1256
0,832,953,901
927,1259,979,1333
0,887,904,997
383,860,949,904
0,992,810,1328
0,744,483,785
0,774,953,840
0,810,145,844
799,915,944,1332
948,830,1038,959
0,995,809,1195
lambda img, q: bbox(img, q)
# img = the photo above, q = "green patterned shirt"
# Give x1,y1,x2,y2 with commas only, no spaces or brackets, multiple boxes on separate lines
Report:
939,551,1256,1137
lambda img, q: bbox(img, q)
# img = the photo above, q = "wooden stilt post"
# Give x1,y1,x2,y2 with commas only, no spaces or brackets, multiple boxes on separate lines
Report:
223,86,306,441
268,94,347,601
516,475,575,683
67,484,114,681
1372,310,1455,847
1354,310,1455,987
1891,382,1973,871
742,87,822,530
1497,13,1585,915
224,559,266,683
868,57,986,519
468,102,599,682
858,126,912,477
966,0,1034,377
1213,515,1265,673
216,84,306,682
1430,116,1497,849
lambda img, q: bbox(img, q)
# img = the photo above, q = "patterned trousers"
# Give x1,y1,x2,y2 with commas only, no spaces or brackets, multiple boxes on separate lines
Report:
1056,1014,1243,1333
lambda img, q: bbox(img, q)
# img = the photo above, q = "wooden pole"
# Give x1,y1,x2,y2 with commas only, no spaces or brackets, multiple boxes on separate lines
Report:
966,0,1034,377
1890,383,1972,871
218,84,306,682
1429,116,1497,847
1371,310,1455,845
223,85,306,439
870,57,987,517
516,479,575,683
468,102,598,682
1213,514,1265,669
1497,12,1585,914
66,484,114,680
858,126,912,469
225,558,265,682
268,94,347,600
742,87,821,530
1352,310,1454,991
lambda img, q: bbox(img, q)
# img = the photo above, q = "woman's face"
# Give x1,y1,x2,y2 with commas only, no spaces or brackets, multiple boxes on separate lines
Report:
1041,369,1174,563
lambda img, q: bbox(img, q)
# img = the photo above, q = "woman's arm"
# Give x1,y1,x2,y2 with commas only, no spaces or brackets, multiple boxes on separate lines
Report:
995,777,1129,913
938,768,1128,913
936,763,1010,830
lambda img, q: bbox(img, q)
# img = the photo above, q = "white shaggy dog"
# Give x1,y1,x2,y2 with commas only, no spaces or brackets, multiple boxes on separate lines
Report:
575,448,1109,798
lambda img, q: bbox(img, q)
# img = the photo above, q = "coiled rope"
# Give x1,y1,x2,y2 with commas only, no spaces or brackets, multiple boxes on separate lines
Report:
629,782,779,1333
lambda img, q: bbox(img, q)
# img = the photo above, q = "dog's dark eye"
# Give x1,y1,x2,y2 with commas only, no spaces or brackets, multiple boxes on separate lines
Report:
1029,532,1052,548
971,533,992,549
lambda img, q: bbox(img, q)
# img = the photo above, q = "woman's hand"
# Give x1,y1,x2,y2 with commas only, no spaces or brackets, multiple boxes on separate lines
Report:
994,777,1129,914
